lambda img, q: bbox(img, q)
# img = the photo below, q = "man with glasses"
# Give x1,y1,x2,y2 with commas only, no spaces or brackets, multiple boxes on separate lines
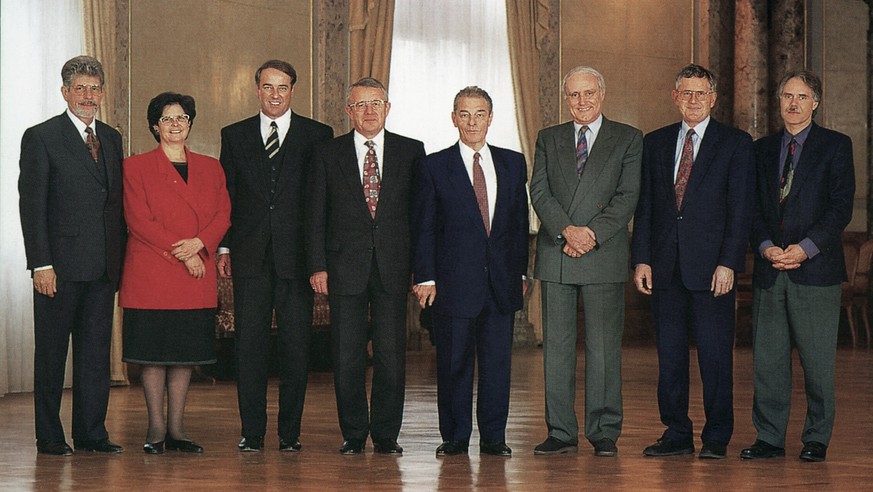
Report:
530,66,642,457
19,55,125,455
307,77,425,455
739,70,854,463
631,64,755,459
218,60,333,452
412,86,529,457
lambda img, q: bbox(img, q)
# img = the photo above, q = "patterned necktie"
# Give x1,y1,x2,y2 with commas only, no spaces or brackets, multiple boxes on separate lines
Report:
576,125,589,175
85,127,100,163
265,121,279,159
674,128,695,209
779,138,797,205
363,140,381,218
472,152,490,236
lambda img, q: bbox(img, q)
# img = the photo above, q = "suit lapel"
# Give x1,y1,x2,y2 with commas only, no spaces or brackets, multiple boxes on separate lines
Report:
784,123,820,203
569,119,618,215
155,147,199,213
239,117,271,201
95,120,119,191
490,148,511,238
680,120,721,211
555,122,578,190
338,132,373,221
761,135,782,208
59,114,105,185
446,144,489,237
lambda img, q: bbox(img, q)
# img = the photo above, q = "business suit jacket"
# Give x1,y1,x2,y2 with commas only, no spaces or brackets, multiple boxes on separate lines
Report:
307,130,426,295
19,113,125,283
412,143,529,318
751,123,854,288
531,118,642,285
631,119,755,290
220,112,333,278
119,146,231,309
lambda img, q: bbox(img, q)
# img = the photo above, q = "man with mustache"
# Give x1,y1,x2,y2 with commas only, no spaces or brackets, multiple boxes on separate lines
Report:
739,70,854,463
19,55,126,455
632,64,754,459
531,66,642,457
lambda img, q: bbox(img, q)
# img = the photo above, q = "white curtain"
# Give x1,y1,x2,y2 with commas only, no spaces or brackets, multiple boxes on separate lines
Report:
387,0,522,154
0,0,84,396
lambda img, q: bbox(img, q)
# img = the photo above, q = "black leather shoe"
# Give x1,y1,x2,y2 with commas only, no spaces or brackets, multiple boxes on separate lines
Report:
279,438,302,452
143,441,165,454
166,436,203,453
699,440,727,459
435,440,469,456
643,437,694,456
238,436,264,452
593,438,617,457
799,441,827,462
75,439,123,453
339,439,365,455
480,442,512,456
37,440,73,456
373,438,403,455
533,436,578,455
740,440,785,460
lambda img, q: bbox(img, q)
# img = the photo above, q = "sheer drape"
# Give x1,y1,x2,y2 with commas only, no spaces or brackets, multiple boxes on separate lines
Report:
0,0,84,396
350,0,396,87
388,0,522,154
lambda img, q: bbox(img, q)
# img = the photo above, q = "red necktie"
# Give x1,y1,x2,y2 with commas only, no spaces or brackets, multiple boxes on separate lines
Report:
363,140,381,218
85,127,100,163
473,152,490,236
674,128,695,209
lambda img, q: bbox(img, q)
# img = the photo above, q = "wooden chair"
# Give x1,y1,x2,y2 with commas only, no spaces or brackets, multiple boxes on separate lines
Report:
851,239,873,348
840,241,859,346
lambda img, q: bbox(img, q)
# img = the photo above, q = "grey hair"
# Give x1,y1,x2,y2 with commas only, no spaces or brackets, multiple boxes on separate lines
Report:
346,77,389,103
674,64,717,92
453,86,493,113
561,66,605,97
61,55,104,88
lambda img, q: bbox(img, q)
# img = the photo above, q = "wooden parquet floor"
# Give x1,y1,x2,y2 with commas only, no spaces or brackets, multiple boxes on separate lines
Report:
2,345,873,491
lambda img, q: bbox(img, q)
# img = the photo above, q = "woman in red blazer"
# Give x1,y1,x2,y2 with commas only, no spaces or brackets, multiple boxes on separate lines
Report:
119,92,230,454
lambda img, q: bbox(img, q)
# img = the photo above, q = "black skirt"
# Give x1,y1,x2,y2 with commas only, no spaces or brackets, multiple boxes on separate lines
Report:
123,308,216,365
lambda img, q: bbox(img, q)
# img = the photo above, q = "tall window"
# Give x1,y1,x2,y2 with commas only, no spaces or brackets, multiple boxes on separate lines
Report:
388,0,522,154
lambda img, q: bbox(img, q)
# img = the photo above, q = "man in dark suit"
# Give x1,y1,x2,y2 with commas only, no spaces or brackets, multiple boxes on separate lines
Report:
530,66,642,457
218,60,333,452
19,55,126,455
307,77,425,455
631,64,755,459
739,71,854,463
413,86,529,457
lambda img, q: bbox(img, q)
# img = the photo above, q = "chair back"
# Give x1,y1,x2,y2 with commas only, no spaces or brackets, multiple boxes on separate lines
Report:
853,239,873,296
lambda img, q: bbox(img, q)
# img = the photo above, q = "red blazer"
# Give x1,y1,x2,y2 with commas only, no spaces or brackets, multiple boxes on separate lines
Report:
119,146,231,309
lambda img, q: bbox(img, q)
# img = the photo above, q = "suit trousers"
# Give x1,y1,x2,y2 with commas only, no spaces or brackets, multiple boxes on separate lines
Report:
432,290,514,444
33,277,114,443
751,272,839,447
234,268,313,440
541,281,625,444
651,267,735,444
329,256,407,442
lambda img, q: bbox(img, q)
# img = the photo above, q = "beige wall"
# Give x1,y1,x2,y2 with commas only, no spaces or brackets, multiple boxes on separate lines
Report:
817,0,868,232
129,0,314,158
560,0,694,133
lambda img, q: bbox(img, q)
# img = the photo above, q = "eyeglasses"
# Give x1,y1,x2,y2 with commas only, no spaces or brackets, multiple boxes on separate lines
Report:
676,90,714,101
70,84,103,95
158,114,191,125
565,90,599,100
780,93,812,102
348,99,386,112
455,110,490,122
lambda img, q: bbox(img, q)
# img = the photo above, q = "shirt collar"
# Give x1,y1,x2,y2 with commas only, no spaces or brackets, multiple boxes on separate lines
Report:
573,113,603,136
782,123,812,147
458,140,491,163
66,109,95,140
353,129,385,149
259,110,292,135
680,116,711,139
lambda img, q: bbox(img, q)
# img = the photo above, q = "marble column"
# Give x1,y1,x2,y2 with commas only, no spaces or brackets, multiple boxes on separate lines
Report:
733,0,769,139
314,0,350,134
768,0,806,133
698,0,735,124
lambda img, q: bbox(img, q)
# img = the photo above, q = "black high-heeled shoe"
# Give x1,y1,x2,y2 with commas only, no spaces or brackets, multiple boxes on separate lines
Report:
165,436,203,453
143,441,165,454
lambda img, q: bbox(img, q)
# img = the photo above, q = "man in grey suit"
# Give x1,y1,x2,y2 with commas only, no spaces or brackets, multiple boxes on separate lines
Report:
530,66,642,457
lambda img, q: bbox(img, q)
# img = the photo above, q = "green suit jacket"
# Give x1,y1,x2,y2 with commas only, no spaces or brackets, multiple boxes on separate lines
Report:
530,117,643,285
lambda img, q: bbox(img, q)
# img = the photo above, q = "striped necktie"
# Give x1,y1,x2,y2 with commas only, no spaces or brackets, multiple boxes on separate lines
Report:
576,125,589,175
265,121,279,159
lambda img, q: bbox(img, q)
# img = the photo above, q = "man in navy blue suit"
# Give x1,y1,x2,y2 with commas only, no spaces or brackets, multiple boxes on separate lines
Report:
413,86,529,457
739,70,854,463
631,64,755,459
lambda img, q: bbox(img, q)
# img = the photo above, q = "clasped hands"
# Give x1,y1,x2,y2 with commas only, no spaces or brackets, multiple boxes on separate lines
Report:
172,237,205,278
562,225,596,258
762,245,807,270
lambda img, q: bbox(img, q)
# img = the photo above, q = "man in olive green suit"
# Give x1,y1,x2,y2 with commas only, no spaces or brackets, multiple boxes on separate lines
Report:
530,66,642,457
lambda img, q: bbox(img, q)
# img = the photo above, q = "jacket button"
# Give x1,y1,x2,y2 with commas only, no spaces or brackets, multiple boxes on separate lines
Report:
677,216,683,220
